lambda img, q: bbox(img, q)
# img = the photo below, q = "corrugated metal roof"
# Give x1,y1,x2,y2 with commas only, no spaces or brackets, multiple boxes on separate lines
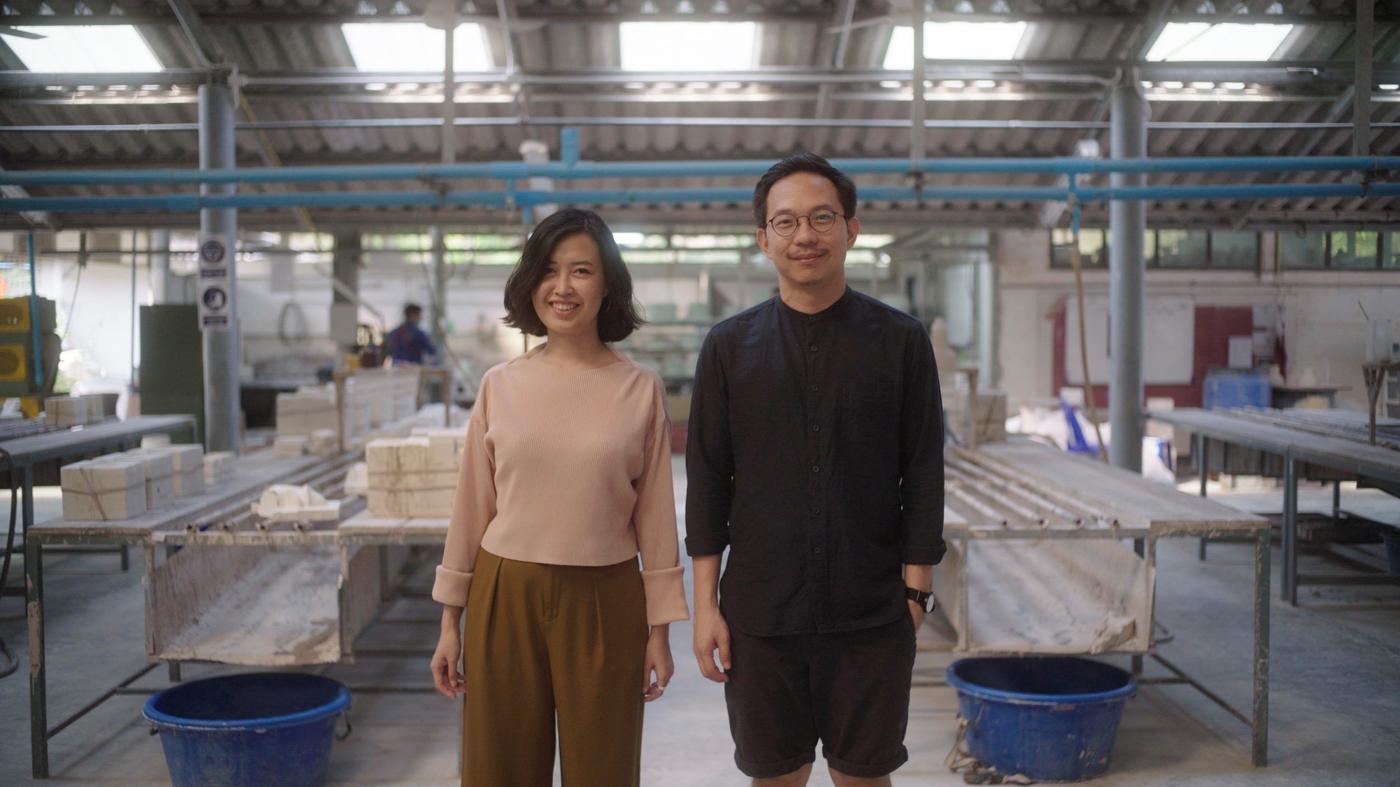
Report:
2,0,1399,229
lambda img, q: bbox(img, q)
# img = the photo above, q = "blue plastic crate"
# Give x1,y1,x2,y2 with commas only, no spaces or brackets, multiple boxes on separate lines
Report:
1203,368,1271,410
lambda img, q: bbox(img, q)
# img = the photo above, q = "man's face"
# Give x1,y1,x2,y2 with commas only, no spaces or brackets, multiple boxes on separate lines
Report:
407,311,421,325
755,172,861,292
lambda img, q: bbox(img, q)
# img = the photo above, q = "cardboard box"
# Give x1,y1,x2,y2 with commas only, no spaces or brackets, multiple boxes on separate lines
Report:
63,488,147,521
273,435,309,458
367,470,456,492
45,396,88,427
172,467,204,498
204,452,234,483
145,474,175,510
61,459,147,521
368,488,455,518
141,433,172,449
106,449,176,482
61,459,144,494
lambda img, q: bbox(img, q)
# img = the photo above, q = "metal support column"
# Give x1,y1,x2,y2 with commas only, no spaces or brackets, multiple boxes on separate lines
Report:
1252,524,1272,766
1197,432,1210,559
198,82,241,454
976,254,997,388
910,2,926,165
331,230,361,356
428,14,456,353
1109,83,1147,473
1282,453,1298,605
25,464,46,779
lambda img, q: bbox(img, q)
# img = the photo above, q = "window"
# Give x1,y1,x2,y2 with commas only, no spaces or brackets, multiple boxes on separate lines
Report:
1155,229,1207,268
1278,231,1326,269
341,24,492,72
883,22,1027,69
7,26,163,73
1329,231,1380,269
1146,23,1292,62
1210,231,1259,270
619,22,758,71
1050,229,1261,270
1050,229,1108,268
1383,233,1400,269
612,232,668,249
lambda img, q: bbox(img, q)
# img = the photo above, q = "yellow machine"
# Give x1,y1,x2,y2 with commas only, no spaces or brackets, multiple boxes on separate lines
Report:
0,296,59,401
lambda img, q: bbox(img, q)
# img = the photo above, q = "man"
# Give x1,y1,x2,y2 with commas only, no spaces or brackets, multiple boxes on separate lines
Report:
384,303,437,365
686,153,944,786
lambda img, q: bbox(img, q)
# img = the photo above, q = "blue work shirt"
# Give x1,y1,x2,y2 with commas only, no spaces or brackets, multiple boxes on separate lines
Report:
385,322,437,364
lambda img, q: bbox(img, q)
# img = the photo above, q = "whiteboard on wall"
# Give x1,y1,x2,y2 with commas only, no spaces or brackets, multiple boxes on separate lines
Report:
1065,295,1194,385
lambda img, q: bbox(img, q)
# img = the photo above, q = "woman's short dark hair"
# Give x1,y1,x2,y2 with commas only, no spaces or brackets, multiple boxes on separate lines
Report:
752,152,858,228
503,208,644,343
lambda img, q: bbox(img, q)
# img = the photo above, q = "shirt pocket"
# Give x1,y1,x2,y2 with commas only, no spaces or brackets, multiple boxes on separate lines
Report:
842,378,900,446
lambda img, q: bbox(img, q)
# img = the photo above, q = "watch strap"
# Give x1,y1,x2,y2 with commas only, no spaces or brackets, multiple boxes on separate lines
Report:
905,586,934,612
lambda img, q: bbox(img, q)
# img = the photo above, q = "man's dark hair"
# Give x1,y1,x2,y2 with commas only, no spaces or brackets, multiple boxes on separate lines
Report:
752,152,858,229
503,207,643,343
403,303,423,320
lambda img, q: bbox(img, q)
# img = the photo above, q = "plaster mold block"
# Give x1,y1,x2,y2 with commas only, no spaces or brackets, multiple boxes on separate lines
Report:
60,459,147,521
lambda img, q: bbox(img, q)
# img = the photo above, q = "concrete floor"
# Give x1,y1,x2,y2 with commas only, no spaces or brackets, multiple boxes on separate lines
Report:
2,473,1399,786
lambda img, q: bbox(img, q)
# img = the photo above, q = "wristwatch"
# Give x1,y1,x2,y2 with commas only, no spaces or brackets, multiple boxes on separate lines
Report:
905,587,935,613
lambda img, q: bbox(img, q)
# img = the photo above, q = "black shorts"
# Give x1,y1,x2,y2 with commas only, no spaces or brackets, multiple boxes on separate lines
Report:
722,616,918,779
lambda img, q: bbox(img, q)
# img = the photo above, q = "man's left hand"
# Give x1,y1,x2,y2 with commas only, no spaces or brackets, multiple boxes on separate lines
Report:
907,599,925,634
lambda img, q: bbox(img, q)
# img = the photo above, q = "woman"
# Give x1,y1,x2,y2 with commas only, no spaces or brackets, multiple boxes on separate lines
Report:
429,208,690,787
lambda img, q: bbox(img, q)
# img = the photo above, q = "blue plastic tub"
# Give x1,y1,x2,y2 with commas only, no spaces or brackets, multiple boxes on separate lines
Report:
143,672,351,787
947,656,1136,782
1202,368,1272,410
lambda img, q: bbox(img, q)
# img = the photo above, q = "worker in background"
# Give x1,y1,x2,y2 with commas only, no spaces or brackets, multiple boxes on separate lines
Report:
383,303,437,365
428,208,689,786
686,153,945,787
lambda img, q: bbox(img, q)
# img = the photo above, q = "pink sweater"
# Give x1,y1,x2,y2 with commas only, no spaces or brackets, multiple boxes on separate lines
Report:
431,346,690,626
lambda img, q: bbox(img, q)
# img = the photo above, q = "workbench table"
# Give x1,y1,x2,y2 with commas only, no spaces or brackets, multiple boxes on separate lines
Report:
1150,408,1400,605
938,440,1272,766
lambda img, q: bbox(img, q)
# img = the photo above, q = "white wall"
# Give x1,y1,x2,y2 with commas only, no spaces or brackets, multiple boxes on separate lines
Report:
995,229,1400,411
11,255,153,393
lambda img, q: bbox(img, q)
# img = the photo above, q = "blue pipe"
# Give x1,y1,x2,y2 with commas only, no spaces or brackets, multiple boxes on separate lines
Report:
7,181,1400,214
5,155,1400,188
559,127,581,168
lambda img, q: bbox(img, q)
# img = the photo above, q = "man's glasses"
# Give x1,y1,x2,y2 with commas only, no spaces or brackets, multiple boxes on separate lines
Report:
766,210,846,238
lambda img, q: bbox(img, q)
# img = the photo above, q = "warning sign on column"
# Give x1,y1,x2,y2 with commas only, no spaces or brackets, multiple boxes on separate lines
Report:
198,232,231,331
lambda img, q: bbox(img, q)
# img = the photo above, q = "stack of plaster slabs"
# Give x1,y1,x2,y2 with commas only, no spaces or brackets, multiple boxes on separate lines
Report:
365,430,466,517
61,459,147,520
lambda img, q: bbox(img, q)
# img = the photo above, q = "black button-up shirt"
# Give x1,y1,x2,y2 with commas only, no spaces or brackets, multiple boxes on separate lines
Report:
685,287,945,637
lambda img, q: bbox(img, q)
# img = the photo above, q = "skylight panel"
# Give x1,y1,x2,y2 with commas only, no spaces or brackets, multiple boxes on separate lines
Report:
619,22,758,71
7,26,162,73
883,22,1027,69
1146,22,1292,62
342,23,491,72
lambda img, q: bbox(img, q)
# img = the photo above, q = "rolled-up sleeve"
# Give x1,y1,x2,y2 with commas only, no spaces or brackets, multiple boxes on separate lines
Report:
431,373,497,606
898,325,946,565
633,376,690,626
684,331,734,557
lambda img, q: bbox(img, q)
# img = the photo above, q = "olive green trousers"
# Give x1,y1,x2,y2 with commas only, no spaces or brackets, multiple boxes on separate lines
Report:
462,549,648,787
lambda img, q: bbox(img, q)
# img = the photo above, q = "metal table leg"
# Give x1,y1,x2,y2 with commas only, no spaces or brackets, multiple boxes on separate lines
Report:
1332,480,1341,521
1252,526,1272,766
1197,433,1209,560
1282,453,1298,606
23,463,48,779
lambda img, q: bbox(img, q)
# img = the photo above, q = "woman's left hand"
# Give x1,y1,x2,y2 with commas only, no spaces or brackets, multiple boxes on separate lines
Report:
642,624,674,703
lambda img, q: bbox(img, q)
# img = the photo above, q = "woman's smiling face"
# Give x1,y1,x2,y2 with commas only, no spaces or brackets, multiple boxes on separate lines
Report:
532,231,609,339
